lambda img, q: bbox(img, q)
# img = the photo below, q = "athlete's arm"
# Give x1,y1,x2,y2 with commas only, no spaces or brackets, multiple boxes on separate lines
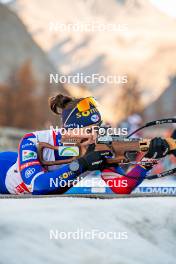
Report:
101,165,148,195
18,134,111,195
101,137,171,194
18,133,85,194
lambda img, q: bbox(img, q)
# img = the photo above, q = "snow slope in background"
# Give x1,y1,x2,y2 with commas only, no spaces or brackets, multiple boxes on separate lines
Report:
11,0,176,122
0,197,176,264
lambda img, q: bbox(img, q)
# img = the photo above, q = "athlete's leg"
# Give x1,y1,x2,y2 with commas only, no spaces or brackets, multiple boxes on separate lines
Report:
0,152,18,194
0,152,18,162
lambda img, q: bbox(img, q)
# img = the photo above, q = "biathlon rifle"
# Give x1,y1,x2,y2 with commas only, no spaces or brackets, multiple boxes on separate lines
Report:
37,118,176,180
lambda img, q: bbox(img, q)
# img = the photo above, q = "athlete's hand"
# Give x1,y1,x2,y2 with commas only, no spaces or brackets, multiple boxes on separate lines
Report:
79,144,113,171
145,137,170,159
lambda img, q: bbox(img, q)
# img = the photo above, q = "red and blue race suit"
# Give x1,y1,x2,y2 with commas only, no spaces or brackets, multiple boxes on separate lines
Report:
0,130,148,195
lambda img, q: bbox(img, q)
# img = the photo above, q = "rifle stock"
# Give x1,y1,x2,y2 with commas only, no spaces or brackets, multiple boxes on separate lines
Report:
37,136,176,166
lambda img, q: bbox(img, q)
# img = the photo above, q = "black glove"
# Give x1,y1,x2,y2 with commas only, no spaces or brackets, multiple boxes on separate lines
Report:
169,150,176,157
145,137,170,159
170,130,176,157
78,144,113,171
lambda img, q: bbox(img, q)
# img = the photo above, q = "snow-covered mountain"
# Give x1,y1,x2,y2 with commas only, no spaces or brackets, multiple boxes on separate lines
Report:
0,3,64,94
8,0,176,122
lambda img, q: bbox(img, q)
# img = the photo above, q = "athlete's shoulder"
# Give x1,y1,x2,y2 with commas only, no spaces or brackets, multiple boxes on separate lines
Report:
34,129,62,145
34,130,52,141
19,132,37,149
20,129,62,147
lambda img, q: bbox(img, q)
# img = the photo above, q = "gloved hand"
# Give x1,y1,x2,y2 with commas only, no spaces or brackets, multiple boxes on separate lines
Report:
170,130,176,157
78,144,113,171
145,137,170,159
169,149,176,157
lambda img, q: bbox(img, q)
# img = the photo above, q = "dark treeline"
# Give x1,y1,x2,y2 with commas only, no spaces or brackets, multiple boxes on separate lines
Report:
0,61,55,130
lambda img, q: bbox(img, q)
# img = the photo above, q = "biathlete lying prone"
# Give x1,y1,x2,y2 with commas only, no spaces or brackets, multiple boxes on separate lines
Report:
0,94,175,195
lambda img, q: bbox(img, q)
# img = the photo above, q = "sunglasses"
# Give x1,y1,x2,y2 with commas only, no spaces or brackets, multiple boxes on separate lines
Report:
77,97,97,112
63,97,99,127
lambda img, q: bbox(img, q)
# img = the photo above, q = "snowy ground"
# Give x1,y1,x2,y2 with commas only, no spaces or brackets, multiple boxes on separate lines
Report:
0,197,176,264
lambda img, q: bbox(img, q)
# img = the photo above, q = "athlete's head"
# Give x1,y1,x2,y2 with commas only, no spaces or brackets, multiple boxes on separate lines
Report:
49,94,102,129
